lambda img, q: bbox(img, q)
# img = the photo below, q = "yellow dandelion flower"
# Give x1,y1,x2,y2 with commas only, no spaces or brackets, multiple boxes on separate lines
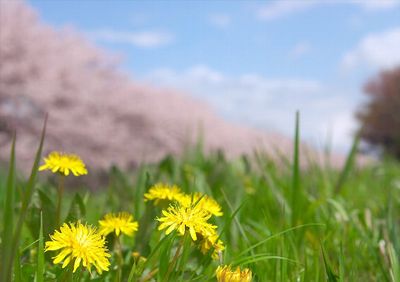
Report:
39,151,88,176
98,212,139,237
144,183,185,205
216,265,252,282
157,203,216,241
198,230,225,260
45,222,111,274
178,192,223,217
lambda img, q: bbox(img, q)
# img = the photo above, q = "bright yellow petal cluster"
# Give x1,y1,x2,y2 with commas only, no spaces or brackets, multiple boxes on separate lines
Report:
198,230,225,260
157,203,216,241
99,212,139,237
216,265,252,282
144,183,185,205
45,222,111,274
39,151,88,176
178,192,223,217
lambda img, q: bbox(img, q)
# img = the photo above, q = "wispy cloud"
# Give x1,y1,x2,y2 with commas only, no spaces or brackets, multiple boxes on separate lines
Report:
89,29,174,48
144,65,357,151
289,41,311,59
208,13,231,29
256,0,400,21
256,1,317,21
357,0,400,11
342,27,400,70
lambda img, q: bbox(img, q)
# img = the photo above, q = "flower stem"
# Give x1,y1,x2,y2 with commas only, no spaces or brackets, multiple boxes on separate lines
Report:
56,174,65,226
114,235,123,282
164,234,186,282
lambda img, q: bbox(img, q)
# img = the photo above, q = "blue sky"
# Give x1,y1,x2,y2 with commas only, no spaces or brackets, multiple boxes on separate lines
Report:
28,0,400,152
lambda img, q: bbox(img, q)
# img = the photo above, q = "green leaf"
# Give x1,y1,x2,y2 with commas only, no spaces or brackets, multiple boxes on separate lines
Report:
233,254,298,267
10,116,47,281
36,212,44,282
65,193,86,223
321,244,339,282
37,189,56,236
291,111,301,226
13,248,22,282
338,243,345,282
1,133,16,282
235,223,325,259
176,230,192,275
158,234,175,281
334,133,360,194
388,242,400,282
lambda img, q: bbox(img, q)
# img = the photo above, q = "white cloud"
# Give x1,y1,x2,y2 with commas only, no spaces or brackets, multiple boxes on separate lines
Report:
144,65,358,152
208,13,231,28
256,0,400,21
342,27,400,70
289,41,311,59
89,29,174,48
357,0,400,11
256,1,317,21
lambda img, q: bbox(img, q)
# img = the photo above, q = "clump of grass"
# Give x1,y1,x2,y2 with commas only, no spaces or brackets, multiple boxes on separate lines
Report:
0,115,399,281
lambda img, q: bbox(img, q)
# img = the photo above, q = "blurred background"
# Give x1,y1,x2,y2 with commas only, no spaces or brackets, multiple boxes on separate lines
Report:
1,0,399,172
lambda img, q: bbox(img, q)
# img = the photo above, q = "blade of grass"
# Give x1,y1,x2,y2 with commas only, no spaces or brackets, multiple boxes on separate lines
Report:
388,242,399,282
13,248,22,282
321,243,339,282
36,211,44,282
334,133,360,194
1,133,16,282
158,233,176,281
127,263,137,282
302,255,309,282
220,188,252,251
177,231,193,279
127,254,148,282
338,243,345,282
142,233,172,270
9,116,47,281
352,216,390,281
291,111,300,226
232,253,299,266
235,223,325,258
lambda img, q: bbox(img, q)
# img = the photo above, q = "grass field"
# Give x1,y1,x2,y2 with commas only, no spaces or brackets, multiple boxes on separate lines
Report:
0,119,399,281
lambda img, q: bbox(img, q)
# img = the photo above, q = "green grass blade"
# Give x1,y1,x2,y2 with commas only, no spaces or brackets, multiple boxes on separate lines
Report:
10,116,47,279
236,223,325,258
388,242,400,282
291,111,300,226
220,188,252,250
321,243,339,282
232,253,299,266
13,248,22,282
36,211,44,282
158,234,175,281
142,234,171,270
338,243,345,282
65,193,86,223
177,231,193,281
127,254,147,282
334,133,360,194
37,189,56,236
1,133,16,282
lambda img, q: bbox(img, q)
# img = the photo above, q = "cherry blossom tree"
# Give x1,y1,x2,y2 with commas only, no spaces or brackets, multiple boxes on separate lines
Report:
357,67,400,159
